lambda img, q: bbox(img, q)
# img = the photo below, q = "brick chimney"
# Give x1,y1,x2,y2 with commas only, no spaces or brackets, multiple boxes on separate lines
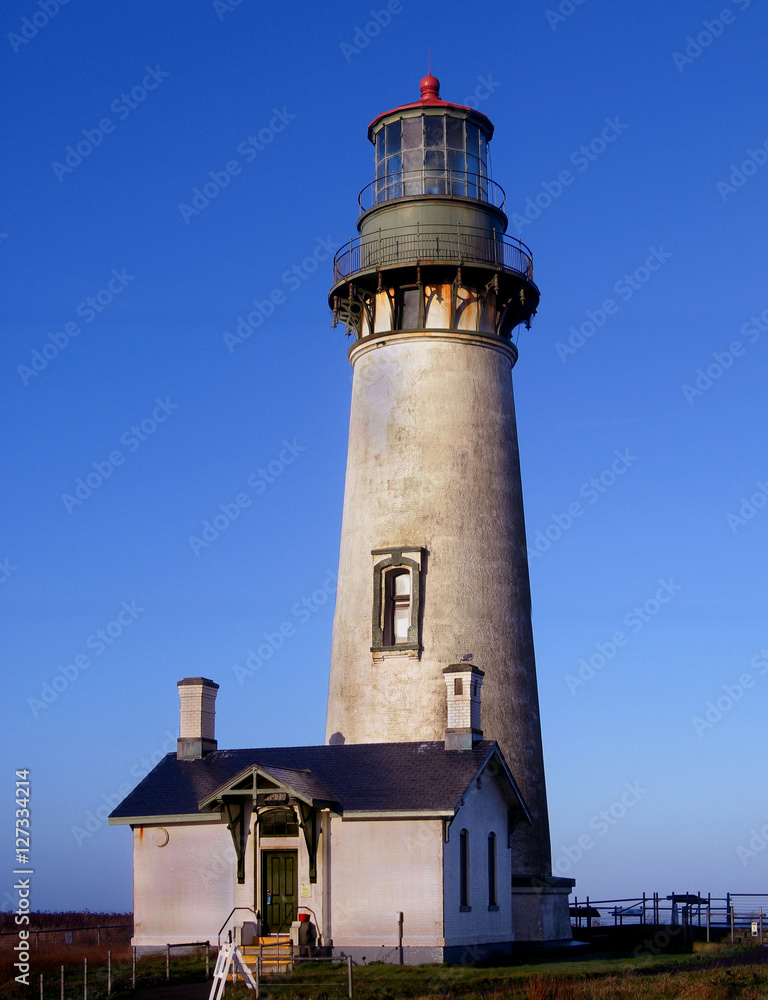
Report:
177,677,219,759
443,664,484,750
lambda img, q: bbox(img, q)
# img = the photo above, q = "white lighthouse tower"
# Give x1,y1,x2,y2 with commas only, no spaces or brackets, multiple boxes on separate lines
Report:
326,75,572,942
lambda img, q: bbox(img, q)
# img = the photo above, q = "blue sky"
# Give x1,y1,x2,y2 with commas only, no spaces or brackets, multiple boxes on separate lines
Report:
2,0,767,913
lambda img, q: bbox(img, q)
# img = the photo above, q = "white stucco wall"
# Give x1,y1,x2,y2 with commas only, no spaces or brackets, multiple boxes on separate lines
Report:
328,817,445,950
443,775,514,948
132,820,234,947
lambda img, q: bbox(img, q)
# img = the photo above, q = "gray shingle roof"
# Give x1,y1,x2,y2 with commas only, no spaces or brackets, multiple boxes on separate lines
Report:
109,740,504,820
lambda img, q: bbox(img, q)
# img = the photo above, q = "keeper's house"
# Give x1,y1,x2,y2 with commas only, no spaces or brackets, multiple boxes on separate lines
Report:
109,674,535,963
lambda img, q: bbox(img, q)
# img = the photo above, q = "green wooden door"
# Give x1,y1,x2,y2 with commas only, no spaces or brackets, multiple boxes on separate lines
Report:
261,850,298,933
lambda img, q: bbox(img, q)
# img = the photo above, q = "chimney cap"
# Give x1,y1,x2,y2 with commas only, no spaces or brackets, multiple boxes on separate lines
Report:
443,664,485,676
177,677,219,688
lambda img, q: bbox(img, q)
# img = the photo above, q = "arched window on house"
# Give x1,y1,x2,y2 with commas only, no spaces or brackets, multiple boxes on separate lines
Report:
487,832,498,909
460,828,470,910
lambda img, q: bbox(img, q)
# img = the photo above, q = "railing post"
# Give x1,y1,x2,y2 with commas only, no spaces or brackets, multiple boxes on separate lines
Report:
706,902,710,943
83,956,87,1000
166,943,170,980
760,907,764,942
206,941,210,978
132,946,136,990
108,950,112,994
60,964,64,1000
730,905,735,944
348,954,353,998
39,972,43,1000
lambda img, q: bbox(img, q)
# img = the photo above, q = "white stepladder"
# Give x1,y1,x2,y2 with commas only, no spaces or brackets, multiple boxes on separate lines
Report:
209,941,259,999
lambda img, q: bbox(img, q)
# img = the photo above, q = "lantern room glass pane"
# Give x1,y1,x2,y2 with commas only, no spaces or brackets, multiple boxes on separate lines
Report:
446,117,464,150
466,122,480,158
386,121,401,155
376,129,385,163
402,116,422,149
424,116,444,147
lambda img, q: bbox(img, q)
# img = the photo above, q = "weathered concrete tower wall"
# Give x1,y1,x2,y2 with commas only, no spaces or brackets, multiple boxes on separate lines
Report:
325,75,572,941
326,332,550,877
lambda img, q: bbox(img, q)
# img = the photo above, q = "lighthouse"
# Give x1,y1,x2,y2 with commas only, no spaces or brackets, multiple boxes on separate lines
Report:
326,75,573,942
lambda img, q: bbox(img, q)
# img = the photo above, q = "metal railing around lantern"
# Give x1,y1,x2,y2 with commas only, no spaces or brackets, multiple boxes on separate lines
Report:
332,222,534,284
358,169,506,212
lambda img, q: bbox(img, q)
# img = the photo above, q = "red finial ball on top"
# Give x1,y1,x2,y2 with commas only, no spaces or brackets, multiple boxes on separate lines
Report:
419,74,440,103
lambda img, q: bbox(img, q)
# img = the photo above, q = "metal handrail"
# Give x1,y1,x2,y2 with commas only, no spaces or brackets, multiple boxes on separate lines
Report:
333,223,534,283
217,905,259,949
358,169,506,213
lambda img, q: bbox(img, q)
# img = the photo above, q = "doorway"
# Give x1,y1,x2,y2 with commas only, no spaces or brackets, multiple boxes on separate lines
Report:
261,850,298,933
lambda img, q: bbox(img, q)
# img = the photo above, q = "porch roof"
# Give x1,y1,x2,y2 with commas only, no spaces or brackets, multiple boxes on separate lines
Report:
109,739,528,823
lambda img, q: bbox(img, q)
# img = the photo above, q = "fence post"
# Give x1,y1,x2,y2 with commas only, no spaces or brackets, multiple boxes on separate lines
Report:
84,956,88,1000
706,903,710,943
206,941,210,978
255,956,260,1000
760,907,764,942
60,964,64,1000
730,905,735,944
347,954,353,999
108,949,112,994
166,943,170,980
39,972,43,1000
97,927,101,947
132,946,136,990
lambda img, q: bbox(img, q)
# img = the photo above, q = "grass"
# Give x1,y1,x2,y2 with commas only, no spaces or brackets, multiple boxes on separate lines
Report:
1,914,766,1000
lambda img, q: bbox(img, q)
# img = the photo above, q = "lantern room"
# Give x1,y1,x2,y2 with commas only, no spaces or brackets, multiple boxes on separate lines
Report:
330,75,539,344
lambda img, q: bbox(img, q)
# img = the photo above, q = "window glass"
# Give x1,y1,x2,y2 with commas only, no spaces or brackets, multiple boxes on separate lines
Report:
375,129,385,164
460,829,470,907
425,149,445,171
466,122,479,158
467,153,480,178
447,148,464,173
402,116,422,149
260,808,299,837
424,116,444,147
488,833,497,906
394,606,410,641
446,117,464,150
386,121,401,155
386,152,402,177
401,288,419,328
394,572,411,596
